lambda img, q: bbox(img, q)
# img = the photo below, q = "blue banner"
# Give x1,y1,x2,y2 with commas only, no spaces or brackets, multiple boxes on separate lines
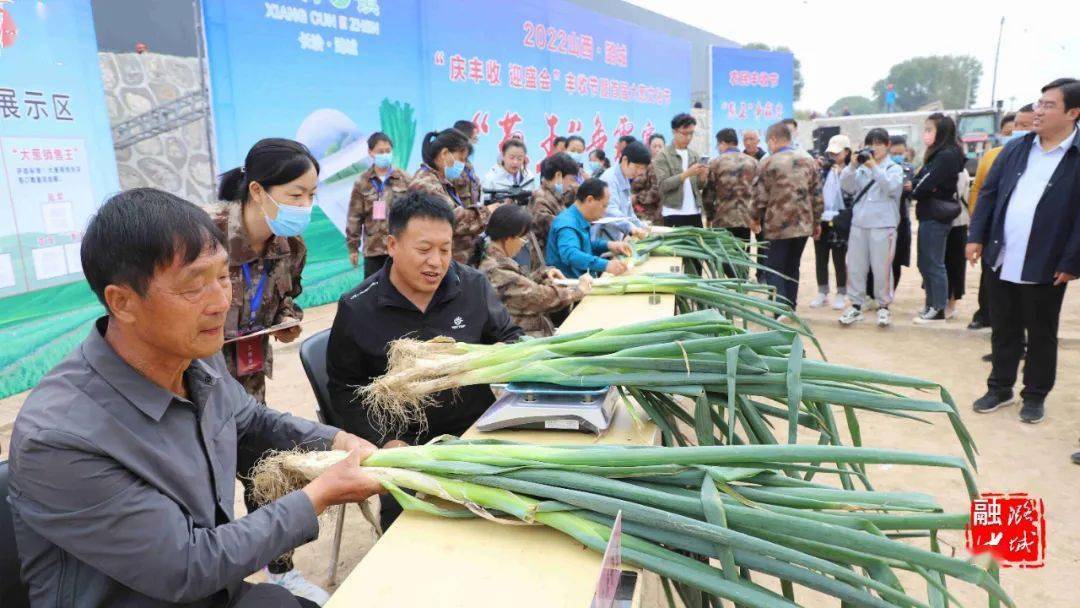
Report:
202,0,692,234
709,46,793,149
0,0,119,297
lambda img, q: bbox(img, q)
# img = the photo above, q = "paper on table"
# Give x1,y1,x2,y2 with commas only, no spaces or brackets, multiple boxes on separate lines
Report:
224,318,303,344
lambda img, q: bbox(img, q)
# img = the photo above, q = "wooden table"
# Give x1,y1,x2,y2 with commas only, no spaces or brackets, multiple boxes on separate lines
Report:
325,257,682,608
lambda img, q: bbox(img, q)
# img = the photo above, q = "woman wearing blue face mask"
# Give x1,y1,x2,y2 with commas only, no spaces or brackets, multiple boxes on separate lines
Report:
346,131,411,277
409,128,497,265
212,137,329,602
588,149,611,179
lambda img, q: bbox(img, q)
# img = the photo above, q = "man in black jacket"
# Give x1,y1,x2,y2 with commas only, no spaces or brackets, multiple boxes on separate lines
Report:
326,190,524,525
967,78,1080,431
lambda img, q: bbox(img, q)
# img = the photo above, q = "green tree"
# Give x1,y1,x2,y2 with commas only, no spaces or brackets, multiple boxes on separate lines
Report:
872,55,982,111
744,43,802,102
827,96,877,116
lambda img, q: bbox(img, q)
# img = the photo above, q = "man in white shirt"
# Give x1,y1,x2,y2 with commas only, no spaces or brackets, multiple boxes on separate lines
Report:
967,78,1080,426
653,113,707,227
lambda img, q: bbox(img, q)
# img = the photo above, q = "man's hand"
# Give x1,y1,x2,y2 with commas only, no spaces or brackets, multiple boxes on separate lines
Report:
630,227,649,239
812,223,822,241
903,180,913,192
272,322,302,343
349,251,360,268
1053,271,1077,286
302,449,385,515
607,240,633,256
966,243,983,267
332,431,377,453
546,268,566,281
749,219,761,235
382,439,409,449
605,259,629,275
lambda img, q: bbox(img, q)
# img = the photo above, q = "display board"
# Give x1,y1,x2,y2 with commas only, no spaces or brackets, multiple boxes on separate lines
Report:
201,0,692,234
0,0,119,298
709,46,794,148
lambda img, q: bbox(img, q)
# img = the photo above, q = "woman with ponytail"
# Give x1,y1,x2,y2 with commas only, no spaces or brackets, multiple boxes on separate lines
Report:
475,204,590,336
408,128,499,264
212,137,329,603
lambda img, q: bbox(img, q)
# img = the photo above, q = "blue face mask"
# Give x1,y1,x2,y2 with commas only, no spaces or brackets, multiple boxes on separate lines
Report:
890,154,905,164
570,151,588,166
373,153,393,169
553,182,564,195
1003,130,1030,144
264,193,312,237
444,159,466,180
587,161,602,174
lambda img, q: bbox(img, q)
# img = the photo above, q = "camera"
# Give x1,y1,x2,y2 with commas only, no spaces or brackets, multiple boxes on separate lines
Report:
483,178,536,205
855,148,874,164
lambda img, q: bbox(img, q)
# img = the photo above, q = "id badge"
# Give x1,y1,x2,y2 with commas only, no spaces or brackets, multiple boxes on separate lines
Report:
235,335,266,377
373,200,387,220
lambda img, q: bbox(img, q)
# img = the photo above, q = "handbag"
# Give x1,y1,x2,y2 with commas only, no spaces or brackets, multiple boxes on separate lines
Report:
831,180,874,242
913,170,963,223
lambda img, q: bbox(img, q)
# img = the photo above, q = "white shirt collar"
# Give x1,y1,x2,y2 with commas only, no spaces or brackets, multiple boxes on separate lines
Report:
1032,127,1077,153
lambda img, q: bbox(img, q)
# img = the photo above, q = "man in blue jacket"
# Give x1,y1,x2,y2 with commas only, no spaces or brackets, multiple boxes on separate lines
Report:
546,178,633,278
967,77,1080,432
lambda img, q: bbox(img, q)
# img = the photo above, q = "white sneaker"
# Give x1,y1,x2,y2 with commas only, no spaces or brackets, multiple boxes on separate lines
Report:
913,307,946,324
809,292,828,308
831,294,846,310
838,308,864,326
266,569,330,606
877,308,891,327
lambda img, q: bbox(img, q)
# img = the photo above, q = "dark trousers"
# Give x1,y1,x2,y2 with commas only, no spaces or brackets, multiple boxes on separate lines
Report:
972,260,992,324
987,271,1067,401
364,255,388,279
238,441,295,574
725,226,752,241
231,583,320,607
763,236,808,309
663,214,704,228
813,222,847,293
945,226,968,300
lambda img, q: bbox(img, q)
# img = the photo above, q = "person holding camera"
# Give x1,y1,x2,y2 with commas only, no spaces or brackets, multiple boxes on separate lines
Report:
474,204,591,337
837,129,904,327
809,135,851,310
481,138,538,203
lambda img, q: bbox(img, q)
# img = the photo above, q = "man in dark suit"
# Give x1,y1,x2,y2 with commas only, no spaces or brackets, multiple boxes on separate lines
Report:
967,78,1080,438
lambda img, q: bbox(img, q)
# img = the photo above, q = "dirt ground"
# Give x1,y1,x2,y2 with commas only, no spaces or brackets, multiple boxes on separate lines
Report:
1,239,1077,606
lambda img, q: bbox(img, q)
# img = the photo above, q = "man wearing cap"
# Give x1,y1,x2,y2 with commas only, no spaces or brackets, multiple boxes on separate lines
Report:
810,134,853,310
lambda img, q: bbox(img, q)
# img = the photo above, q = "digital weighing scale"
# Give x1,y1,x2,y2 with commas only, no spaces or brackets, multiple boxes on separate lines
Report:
475,382,619,434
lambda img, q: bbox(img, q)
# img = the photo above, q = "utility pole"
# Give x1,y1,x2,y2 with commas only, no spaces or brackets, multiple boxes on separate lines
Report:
990,17,1005,112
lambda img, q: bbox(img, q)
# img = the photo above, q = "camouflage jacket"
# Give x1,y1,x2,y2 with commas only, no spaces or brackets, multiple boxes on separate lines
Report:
750,150,823,240
409,165,492,265
345,166,410,257
631,164,662,224
702,152,758,229
211,200,306,381
451,161,483,207
478,247,583,337
529,182,569,255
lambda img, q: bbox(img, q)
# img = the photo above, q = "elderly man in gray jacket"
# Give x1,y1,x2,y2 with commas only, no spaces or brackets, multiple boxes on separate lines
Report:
838,128,905,327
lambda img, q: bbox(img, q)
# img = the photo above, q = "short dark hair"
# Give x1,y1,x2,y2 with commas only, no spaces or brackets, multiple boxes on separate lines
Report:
367,132,392,151
671,113,696,130
782,118,798,129
388,190,456,236
1000,113,1016,129
617,135,637,147
766,121,791,143
648,134,666,145
888,135,907,147
217,138,319,203
566,135,586,148
715,128,738,146
575,178,608,203
540,152,580,180
453,120,477,138
486,204,532,241
864,128,890,147
501,138,526,155
1018,103,1035,114
82,188,226,310
621,141,651,165
553,136,568,148
1041,78,1080,123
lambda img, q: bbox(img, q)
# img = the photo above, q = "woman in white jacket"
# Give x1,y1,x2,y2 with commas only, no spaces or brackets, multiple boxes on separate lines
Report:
481,138,538,202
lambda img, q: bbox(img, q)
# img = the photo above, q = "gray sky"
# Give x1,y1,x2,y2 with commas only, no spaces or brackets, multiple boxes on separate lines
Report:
625,0,1079,112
